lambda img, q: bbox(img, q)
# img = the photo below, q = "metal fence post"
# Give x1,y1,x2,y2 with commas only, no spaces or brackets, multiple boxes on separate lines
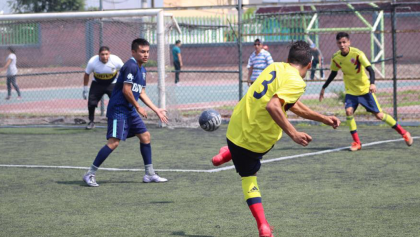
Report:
238,0,243,101
391,3,398,120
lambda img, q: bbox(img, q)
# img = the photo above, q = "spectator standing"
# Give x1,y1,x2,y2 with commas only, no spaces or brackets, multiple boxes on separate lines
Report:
1,47,21,100
310,43,324,80
247,39,273,86
172,40,183,85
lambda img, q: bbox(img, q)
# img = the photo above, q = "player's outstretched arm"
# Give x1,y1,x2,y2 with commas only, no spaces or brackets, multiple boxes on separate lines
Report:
122,83,147,118
139,88,168,124
290,100,340,129
266,95,312,146
366,66,376,93
319,71,338,102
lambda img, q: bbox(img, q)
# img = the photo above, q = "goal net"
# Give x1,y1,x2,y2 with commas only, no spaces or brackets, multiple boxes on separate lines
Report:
0,10,183,127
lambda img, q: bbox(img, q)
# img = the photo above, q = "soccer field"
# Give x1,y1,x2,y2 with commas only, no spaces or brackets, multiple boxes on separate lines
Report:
1,125,420,237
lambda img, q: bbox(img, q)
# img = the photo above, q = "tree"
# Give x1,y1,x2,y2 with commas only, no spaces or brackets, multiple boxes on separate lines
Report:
8,0,85,13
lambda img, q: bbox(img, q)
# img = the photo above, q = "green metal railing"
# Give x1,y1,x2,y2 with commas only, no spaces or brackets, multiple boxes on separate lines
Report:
0,22,39,45
167,13,310,44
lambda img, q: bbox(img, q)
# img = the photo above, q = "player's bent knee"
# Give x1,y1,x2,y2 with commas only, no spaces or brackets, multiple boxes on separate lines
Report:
374,112,383,120
138,132,151,143
107,138,120,150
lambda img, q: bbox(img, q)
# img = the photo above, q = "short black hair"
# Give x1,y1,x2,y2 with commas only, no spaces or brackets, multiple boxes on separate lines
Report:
336,32,350,41
7,47,15,54
175,40,181,44
254,38,262,44
131,38,150,51
287,41,312,67
99,46,110,53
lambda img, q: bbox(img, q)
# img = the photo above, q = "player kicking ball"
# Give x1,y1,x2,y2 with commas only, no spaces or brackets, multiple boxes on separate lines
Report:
83,38,168,187
213,41,340,237
319,32,413,151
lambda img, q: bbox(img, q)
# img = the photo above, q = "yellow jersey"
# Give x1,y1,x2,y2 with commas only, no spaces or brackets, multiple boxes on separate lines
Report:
227,62,306,153
330,47,371,96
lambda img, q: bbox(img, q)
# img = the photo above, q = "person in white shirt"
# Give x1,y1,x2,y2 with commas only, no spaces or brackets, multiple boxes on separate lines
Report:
83,46,124,129
247,39,274,86
1,47,21,100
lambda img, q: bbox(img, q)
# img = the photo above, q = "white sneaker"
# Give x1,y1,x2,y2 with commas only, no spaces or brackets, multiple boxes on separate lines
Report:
143,174,168,183
86,121,95,130
83,173,99,187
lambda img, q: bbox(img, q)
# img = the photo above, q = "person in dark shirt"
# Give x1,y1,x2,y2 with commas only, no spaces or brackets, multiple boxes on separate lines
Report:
310,43,324,80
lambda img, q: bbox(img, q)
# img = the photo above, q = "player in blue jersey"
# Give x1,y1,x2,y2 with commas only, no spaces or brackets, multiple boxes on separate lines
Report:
83,38,169,187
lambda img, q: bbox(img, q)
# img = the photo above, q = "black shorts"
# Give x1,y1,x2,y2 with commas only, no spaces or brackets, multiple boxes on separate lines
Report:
88,81,115,107
227,138,271,177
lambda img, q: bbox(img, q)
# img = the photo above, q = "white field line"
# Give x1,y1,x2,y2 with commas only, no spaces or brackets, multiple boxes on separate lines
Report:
0,137,417,173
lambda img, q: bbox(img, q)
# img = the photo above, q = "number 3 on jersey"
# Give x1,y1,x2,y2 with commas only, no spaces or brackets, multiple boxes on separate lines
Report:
253,71,276,99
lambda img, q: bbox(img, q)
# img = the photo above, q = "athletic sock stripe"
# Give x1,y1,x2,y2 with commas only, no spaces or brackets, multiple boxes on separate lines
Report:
246,197,262,206
112,119,117,137
121,120,125,140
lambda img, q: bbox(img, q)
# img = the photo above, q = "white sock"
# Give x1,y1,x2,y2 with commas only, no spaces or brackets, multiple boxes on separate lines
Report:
145,164,155,176
87,165,98,175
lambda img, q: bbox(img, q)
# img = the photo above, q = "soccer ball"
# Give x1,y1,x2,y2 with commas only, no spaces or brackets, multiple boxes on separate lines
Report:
199,109,222,132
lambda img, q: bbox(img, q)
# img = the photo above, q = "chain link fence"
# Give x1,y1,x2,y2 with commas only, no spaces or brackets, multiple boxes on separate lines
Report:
0,11,176,125
0,1,419,126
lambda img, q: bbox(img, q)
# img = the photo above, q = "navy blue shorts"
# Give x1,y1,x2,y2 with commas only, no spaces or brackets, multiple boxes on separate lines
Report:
106,113,147,141
227,139,271,177
345,93,382,113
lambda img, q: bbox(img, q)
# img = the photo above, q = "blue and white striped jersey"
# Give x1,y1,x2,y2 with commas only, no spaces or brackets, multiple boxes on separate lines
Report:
247,49,274,81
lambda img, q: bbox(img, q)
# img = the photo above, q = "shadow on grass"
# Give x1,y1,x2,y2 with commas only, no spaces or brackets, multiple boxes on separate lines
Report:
171,231,213,237
56,180,141,186
150,201,174,204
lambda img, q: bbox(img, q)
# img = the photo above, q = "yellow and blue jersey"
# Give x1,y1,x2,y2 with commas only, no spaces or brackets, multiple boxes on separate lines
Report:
107,58,146,119
227,62,306,153
330,47,371,96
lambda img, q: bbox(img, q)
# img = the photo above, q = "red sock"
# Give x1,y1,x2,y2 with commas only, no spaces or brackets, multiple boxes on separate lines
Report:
393,124,407,135
351,131,361,144
219,146,232,162
249,203,268,228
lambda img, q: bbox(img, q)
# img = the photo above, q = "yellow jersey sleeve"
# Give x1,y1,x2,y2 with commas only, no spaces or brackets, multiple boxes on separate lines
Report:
358,51,371,68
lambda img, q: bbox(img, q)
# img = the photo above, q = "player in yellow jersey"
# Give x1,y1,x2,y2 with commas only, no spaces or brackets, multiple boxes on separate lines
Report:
212,41,340,237
319,32,413,151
